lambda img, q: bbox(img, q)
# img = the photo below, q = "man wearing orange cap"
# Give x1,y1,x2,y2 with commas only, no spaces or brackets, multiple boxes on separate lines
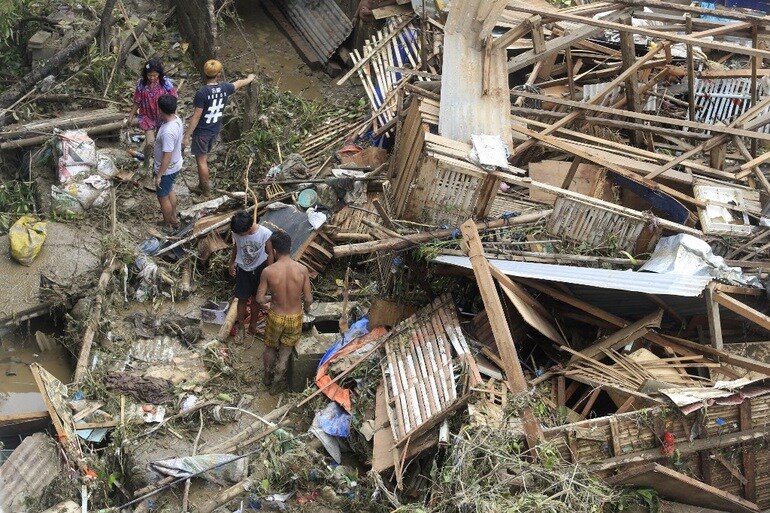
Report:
183,59,255,197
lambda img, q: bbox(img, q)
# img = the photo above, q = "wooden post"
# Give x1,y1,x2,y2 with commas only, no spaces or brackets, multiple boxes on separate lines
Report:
751,22,759,157
740,399,757,502
566,47,576,101
686,14,697,123
461,220,543,449
704,282,723,350
620,16,643,146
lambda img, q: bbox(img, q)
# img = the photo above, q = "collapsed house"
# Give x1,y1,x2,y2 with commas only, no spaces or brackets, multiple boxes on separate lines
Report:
5,0,770,511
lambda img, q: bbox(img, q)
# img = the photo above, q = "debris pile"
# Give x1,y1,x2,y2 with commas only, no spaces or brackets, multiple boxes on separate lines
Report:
5,0,770,511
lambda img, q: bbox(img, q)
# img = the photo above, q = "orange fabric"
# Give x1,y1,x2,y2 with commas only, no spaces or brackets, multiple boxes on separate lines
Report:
315,327,387,412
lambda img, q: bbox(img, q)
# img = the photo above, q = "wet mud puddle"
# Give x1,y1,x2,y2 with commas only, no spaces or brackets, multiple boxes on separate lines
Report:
0,326,72,416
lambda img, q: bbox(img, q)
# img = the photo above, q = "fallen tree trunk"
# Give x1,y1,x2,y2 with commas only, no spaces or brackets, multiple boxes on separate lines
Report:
332,210,553,258
0,120,125,149
73,257,119,383
0,0,118,111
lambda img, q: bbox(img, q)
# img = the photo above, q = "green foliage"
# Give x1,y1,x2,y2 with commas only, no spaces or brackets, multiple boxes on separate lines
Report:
0,0,24,46
612,487,660,513
0,180,36,233
234,78,364,176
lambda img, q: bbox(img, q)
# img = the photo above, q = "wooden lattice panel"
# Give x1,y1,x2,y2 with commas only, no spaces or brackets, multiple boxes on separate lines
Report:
547,196,659,253
381,295,472,443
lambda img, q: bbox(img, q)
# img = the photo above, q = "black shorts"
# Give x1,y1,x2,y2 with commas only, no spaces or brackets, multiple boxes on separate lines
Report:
235,262,268,300
191,132,218,156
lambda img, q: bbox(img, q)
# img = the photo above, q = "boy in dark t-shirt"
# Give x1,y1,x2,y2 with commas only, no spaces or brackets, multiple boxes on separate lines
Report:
183,60,256,197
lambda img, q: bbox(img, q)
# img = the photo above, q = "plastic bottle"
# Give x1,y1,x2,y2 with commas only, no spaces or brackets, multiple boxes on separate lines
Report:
128,149,145,161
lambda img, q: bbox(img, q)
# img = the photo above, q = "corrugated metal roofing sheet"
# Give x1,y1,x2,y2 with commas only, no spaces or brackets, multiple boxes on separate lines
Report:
0,432,60,511
434,255,712,297
277,0,353,63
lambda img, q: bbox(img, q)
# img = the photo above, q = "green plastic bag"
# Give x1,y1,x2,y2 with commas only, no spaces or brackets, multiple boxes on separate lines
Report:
9,216,47,266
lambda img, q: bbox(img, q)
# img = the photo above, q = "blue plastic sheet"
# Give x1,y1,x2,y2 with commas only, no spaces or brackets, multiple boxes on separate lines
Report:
317,402,351,438
317,317,369,368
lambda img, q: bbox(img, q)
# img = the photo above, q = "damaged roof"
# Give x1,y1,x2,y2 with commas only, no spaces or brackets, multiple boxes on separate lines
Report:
435,255,713,297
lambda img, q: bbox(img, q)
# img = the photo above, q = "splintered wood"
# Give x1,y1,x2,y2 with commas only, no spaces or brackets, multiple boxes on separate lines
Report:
381,295,472,444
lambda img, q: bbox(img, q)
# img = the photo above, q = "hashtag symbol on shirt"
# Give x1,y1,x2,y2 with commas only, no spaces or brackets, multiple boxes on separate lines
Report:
204,98,225,124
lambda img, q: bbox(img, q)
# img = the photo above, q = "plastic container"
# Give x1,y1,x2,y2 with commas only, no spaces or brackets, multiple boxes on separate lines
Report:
200,300,229,324
297,188,318,208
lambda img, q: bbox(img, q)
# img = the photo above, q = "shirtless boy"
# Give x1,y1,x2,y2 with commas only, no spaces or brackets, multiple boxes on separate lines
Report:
256,231,313,392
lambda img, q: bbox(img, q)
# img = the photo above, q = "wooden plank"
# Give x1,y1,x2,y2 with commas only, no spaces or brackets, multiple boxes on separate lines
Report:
514,5,770,59
605,463,760,513
507,9,631,73
576,309,663,362
337,16,415,85
705,282,724,350
712,290,770,333
461,220,543,448
528,160,604,204
490,265,566,345
30,363,68,439
372,4,413,19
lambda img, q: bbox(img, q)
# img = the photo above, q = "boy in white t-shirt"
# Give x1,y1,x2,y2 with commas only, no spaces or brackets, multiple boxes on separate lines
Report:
153,94,183,232
229,210,273,339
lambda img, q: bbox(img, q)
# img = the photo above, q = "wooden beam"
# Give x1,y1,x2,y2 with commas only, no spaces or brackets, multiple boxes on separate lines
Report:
733,136,770,196
512,4,770,59
493,15,538,51
588,424,769,473
704,282,724,350
508,8,632,73
613,0,770,22
712,290,770,332
575,309,663,361
478,0,509,41
661,334,770,376
619,15,643,146
530,16,546,54
461,219,543,448
509,90,770,143
509,127,709,213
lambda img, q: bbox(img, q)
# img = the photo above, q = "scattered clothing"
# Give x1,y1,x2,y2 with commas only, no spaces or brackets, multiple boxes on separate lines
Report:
102,372,173,404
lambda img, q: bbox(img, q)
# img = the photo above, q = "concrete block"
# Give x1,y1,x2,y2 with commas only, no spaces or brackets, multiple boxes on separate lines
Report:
288,328,338,393
28,30,52,48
